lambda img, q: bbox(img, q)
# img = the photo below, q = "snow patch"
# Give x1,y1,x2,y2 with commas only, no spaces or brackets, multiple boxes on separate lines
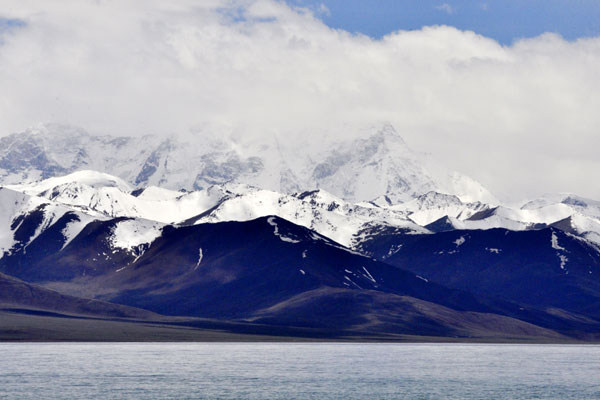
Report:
454,236,466,247
267,217,301,243
486,247,501,254
551,231,566,251
109,219,163,257
558,254,569,270
344,275,362,289
195,248,204,270
60,214,95,250
362,266,376,283
309,232,364,256
385,244,403,258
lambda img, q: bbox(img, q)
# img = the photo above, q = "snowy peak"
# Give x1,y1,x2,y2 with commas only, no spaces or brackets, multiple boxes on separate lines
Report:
412,191,464,209
551,214,600,245
132,186,184,201
5,169,600,249
0,186,104,258
1,122,496,205
522,193,600,219
184,184,426,247
8,170,132,196
306,124,436,202
389,191,489,226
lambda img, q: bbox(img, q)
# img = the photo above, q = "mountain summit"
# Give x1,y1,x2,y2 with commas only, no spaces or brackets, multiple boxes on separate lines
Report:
0,122,495,204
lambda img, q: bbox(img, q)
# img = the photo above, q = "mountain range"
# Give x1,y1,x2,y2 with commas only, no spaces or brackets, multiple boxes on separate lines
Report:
0,123,496,203
1,123,599,341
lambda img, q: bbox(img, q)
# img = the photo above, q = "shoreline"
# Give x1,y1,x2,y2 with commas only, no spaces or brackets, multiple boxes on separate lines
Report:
2,311,599,344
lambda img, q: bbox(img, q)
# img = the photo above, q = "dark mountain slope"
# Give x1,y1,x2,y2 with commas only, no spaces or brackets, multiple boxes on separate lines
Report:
0,272,157,320
1,216,597,339
357,227,600,321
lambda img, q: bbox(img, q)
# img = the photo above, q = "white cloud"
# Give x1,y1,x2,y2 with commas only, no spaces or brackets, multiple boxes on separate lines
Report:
435,3,455,14
316,3,331,17
0,0,599,200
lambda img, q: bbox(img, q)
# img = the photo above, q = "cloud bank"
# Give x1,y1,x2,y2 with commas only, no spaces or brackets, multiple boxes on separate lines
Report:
1,0,599,200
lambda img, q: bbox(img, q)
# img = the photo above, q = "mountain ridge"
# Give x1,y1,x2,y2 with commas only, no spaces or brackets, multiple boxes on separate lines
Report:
0,122,496,204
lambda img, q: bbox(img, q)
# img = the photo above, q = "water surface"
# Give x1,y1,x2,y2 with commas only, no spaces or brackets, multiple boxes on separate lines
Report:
1,343,599,399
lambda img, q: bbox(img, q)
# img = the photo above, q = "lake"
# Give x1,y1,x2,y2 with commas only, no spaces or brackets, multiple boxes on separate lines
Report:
1,343,599,399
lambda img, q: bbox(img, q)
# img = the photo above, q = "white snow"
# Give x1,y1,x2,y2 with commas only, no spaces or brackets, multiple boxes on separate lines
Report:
3,123,600,255
267,217,301,243
299,269,305,275
109,219,164,254
2,143,600,256
0,187,105,257
362,266,376,283
486,248,501,254
0,122,499,205
395,191,489,226
0,189,32,255
344,275,362,289
558,254,569,270
7,171,226,224
60,214,97,250
135,186,183,201
195,248,204,270
454,236,466,247
551,232,566,251
385,244,403,258
6,170,132,195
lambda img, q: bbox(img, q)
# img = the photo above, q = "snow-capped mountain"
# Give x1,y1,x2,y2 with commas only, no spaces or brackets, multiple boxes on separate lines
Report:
4,170,427,247
2,170,600,340
0,186,101,258
2,119,600,264
0,184,167,265
3,169,600,258
0,122,496,204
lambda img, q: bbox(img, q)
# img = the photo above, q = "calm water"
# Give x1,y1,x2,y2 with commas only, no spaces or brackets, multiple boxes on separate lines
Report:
1,343,599,399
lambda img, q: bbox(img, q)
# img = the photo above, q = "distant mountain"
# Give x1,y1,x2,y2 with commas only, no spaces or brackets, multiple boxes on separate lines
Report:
0,123,496,203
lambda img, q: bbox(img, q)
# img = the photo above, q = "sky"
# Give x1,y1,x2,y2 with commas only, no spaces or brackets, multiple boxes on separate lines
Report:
289,0,600,45
0,0,599,201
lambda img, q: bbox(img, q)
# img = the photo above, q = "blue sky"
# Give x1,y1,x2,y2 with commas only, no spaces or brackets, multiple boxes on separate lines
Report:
288,0,600,44
0,18,25,32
